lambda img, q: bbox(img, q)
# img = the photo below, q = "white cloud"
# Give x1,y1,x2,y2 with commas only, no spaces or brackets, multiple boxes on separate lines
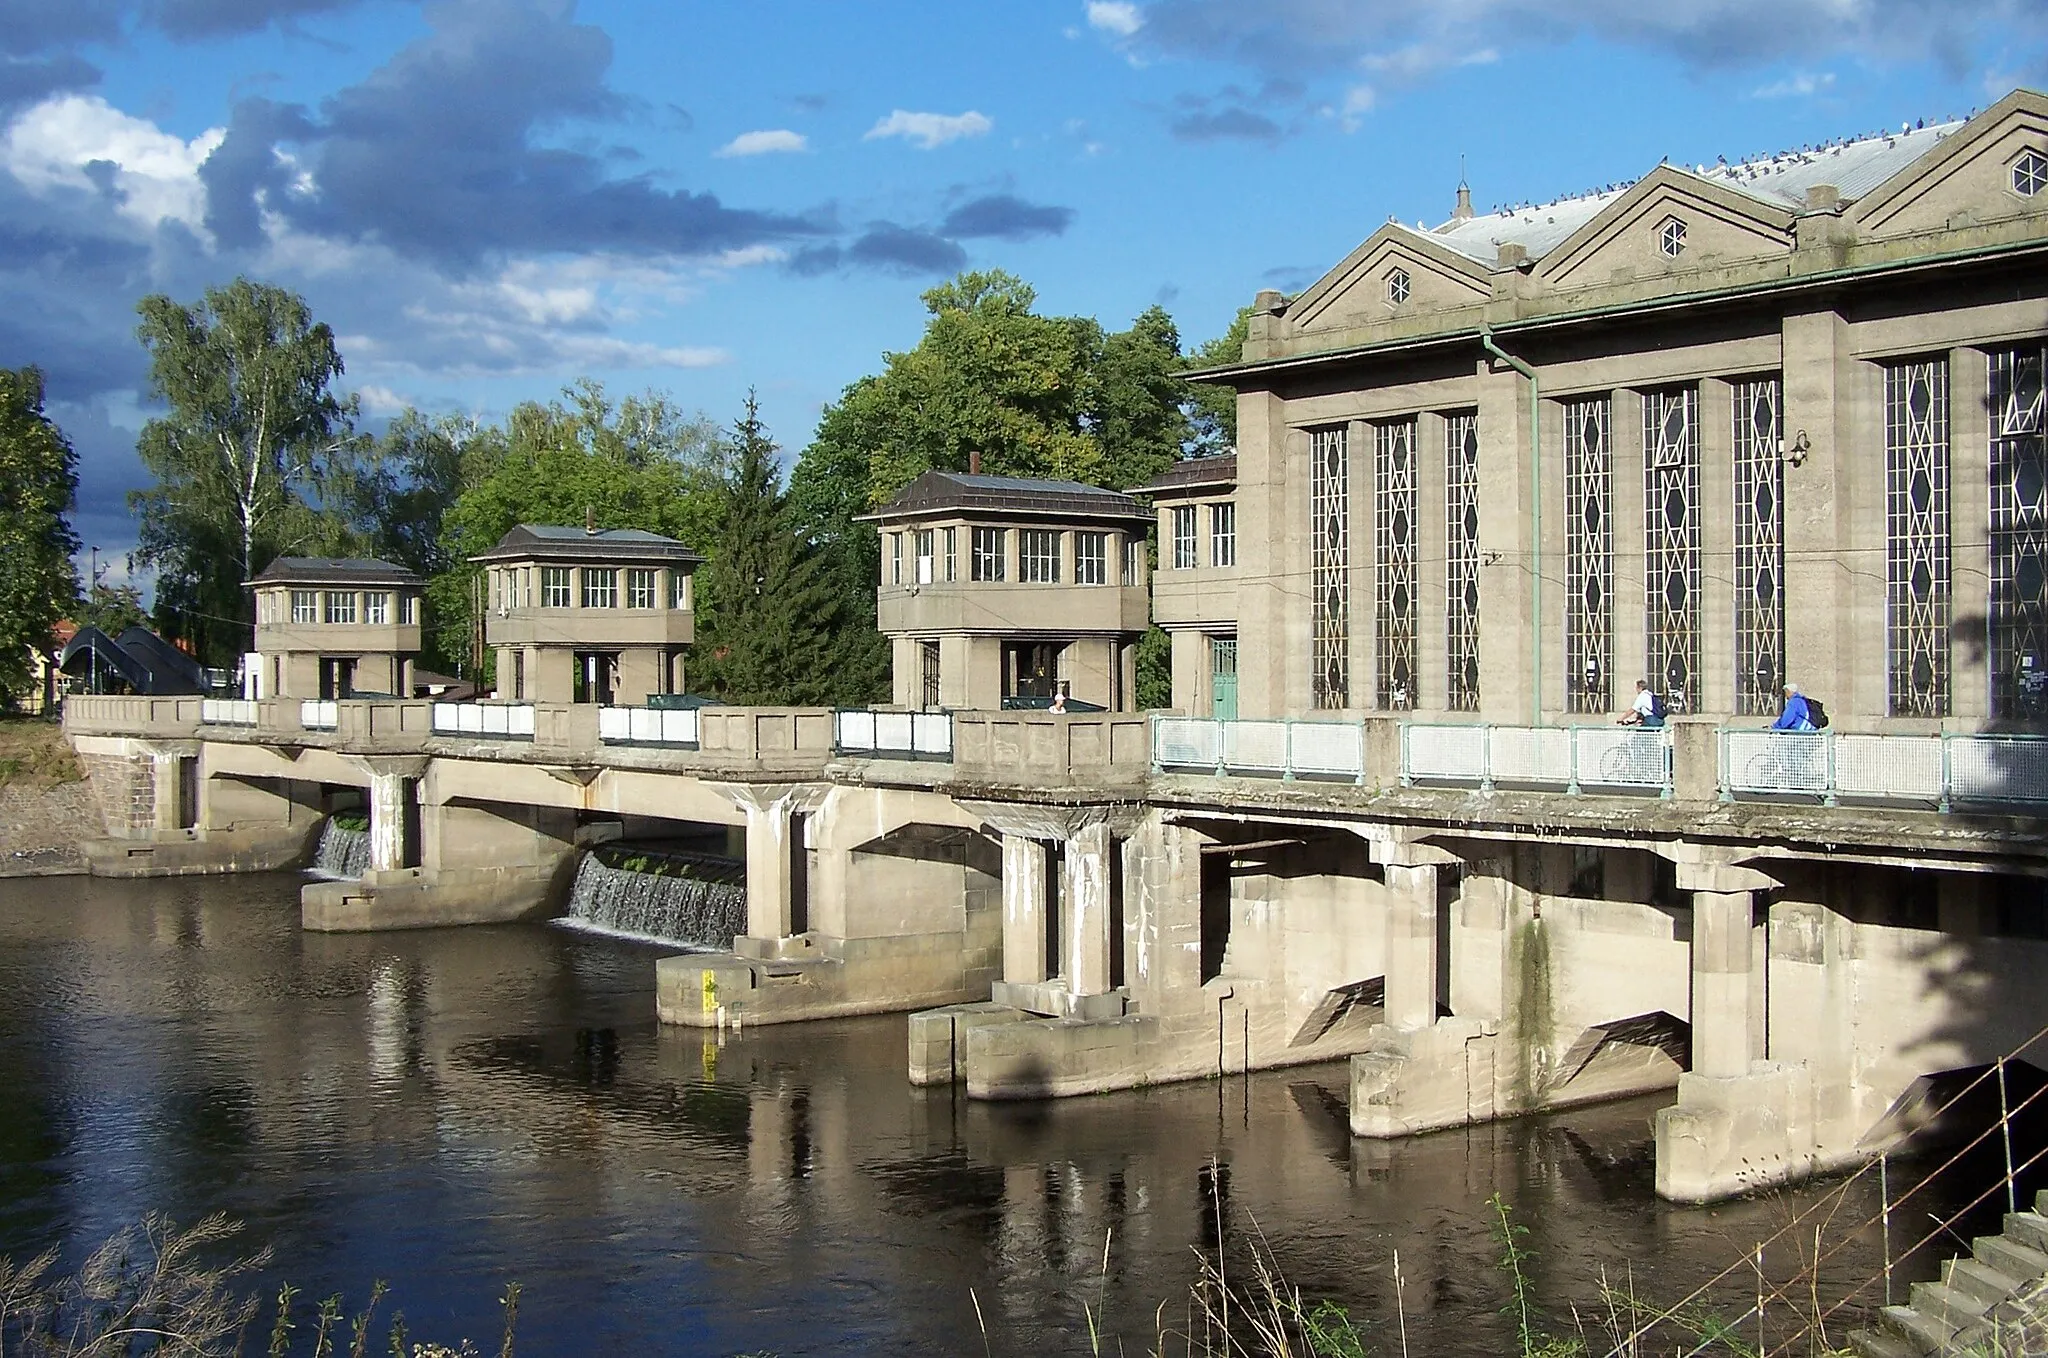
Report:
1337,84,1375,132
1,94,224,233
1752,70,1836,99
1086,1,1143,37
863,109,993,150
353,384,416,418
714,128,809,158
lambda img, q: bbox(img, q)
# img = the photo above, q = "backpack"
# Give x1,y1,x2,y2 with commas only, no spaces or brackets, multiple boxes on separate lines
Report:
1805,697,1829,729
1648,692,1667,720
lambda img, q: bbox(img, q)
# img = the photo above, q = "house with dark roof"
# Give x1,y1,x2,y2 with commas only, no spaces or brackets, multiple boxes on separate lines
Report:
471,524,704,705
1132,453,1240,717
858,468,1152,711
248,557,424,699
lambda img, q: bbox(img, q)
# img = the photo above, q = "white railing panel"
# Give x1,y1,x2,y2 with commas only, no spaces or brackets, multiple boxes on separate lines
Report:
200,698,258,726
1154,718,1223,768
660,709,699,745
1948,735,2048,804
432,702,534,738
298,700,337,730
597,707,630,741
1723,730,1829,796
1406,724,1487,782
629,708,662,743
1488,727,1571,786
836,710,876,752
508,705,535,737
1223,720,1289,774
911,712,952,756
873,712,913,753
1287,722,1362,778
1834,734,1942,802
1574,728,1670,788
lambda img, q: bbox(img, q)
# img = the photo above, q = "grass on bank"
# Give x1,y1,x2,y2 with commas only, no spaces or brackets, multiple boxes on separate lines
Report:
0,715,79,788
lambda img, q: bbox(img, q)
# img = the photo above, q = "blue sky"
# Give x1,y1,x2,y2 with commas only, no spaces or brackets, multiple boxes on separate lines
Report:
4,0,2046,574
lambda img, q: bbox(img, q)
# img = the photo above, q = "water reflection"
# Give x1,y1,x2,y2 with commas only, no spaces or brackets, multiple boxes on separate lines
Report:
0,873,1992,1356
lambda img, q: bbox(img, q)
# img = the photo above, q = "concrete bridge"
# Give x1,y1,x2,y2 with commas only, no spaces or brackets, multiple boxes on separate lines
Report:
63,694,2048,1202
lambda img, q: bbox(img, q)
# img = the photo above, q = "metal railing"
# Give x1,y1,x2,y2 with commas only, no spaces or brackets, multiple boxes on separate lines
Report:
597,705,700,748
429,702,536,740
1152,717,1366,782
834,709,954,760
1402,722,1672,793
199,698,259,727
299,700,338,731
1721,728,2048,807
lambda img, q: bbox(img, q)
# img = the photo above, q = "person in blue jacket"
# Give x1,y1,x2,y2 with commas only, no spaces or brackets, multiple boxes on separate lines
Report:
1771,683,1814,731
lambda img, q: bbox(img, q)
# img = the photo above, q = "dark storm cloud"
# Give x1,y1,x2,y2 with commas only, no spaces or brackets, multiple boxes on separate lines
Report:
143,0,376,40
201,0,826,268
0,52,101,110
848,223,967,275
0,0,125,55
937,194,1073,241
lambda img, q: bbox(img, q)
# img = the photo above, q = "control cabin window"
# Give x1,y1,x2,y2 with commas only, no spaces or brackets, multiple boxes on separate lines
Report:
582,567,618,609
1075,531,1107,585
291,590,318,624
1210,502,1236,568
670,570,690,610
915,529,935,584
364,592,390,625
626,568,657,609
324,591,357,625
942,527,957,582
1171,505,1198,569
972,527,1005,581
541,567,572,608
1020,529,1060,583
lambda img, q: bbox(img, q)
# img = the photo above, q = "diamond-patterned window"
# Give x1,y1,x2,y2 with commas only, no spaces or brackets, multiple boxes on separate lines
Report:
1445,411,1481,712
2013,150,2048,197
1658,217,1687,258
1310,425,1350,709
1732,377,1785,715
1564,396,1613,715
1885,358,1952,716
1375,418,1419,709
1386,267,1411,305
1990,345,2047,717
1644,386,1701,712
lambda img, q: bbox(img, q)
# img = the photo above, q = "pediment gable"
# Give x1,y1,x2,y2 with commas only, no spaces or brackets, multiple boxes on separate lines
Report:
1850,89,2048,236
1287,226,1492,333
1538,168,1794,289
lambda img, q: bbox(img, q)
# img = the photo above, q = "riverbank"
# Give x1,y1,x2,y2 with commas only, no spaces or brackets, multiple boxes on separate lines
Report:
0,716,95,876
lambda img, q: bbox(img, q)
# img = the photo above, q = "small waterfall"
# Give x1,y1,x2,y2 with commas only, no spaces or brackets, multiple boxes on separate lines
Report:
311,817,371,879
562,848,748,949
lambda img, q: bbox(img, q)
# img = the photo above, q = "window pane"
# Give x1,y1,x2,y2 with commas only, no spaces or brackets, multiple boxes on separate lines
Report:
1444,411,1480,712
1310,425,1349,708
325,591,356,624
582,568,618,608
542,567,572,607
1991,345,2048,718
627,568,656,608
1644,386,1701,712
365,592,390,625
1021,529,1060,583
972,527,1005,581
292,590,317,624
1172,505,1198,570
1732,378,1784,715
1887,357,1951,716
1210,501,1236,569
1565,397,1613,714
1374,418,1417,710
1075,531,1107,585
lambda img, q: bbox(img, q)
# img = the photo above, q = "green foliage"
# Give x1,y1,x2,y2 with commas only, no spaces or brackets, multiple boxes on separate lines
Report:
1185,303,1252,453
1489,1193,1585,1358
76,580,148,638
428,381,724,678
133,278,362,664
1509,918,1558,1108
1135,626,1173,710
694,393,870,705
0,367,79,708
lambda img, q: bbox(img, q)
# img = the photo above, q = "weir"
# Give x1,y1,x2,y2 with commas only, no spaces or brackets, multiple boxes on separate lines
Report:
560,847,746,948
310,816,371,880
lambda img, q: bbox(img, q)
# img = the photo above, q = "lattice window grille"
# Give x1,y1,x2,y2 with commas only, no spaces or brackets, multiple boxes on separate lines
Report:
1643,386,1701,712
1375,419,1419,709
1732,377,1785,716
1445,411,1481,711
1990,345,2047,717
1565,397,1613,714
1886,358,1952,716
1309,425,1350,709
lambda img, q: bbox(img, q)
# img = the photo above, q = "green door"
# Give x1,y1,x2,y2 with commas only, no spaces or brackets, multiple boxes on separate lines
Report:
1210,637,1238,720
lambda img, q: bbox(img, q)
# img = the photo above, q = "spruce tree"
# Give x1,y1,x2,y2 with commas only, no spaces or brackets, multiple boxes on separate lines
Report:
695,392,847,705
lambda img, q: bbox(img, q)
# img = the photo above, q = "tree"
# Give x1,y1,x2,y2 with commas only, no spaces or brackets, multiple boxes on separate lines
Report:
0,367,79,708
1090,304,1194,492
694,393,864,705
1185,304,1253,453
133,279,359,662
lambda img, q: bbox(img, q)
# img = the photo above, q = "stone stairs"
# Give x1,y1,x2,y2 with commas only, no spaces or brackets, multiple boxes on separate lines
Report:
1848,1190,2048,1356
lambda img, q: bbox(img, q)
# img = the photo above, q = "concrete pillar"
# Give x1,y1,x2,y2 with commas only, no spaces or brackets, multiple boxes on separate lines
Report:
1001,834,1048,985
1382,863,1439,1030
744,798,795,940
366,770,413,872
1691,890,1754,1078
150,751,184,832
1062,821,1114,997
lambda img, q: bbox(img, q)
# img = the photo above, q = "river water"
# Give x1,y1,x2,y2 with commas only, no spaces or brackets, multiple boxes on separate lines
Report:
0,872,2001,1356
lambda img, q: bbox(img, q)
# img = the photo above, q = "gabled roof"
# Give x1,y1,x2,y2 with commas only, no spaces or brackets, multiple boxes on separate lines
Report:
859,471,1151,525
250,556,423,588
1131,453,1237,496
470,523,705,565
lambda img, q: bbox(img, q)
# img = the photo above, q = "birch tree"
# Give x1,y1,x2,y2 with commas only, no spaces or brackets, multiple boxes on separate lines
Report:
133,279,356,661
